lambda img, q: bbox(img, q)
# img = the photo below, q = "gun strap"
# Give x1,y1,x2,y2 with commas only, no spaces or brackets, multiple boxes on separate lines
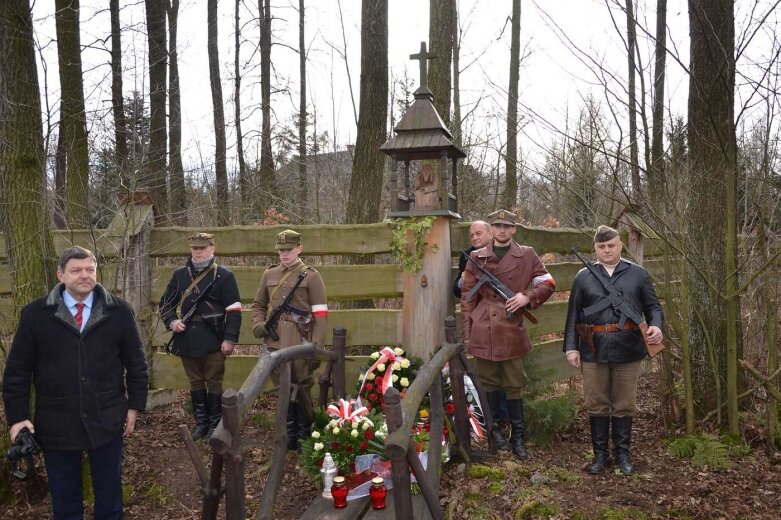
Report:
583,298,612,317
177,263,218,318
269,262,307,303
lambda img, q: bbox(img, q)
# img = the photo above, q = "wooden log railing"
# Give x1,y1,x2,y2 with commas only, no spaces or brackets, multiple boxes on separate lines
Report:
178,330,347,520
383,317,496,520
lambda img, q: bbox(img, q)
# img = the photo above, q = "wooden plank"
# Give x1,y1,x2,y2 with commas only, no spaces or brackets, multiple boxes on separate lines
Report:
149,309,403,347
0,296,13,334
151,264,404,303
362,494,433,519
299,496,370,520
148,224,395,257
525,339,578,386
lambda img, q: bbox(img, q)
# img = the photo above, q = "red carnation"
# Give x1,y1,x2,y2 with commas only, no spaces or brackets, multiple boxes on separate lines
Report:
446,403,455,414
331,441,340,450
364,383,373,392
363,430,374,440
360,441,369,451
345,445,353,453
442,427,449,436
369,392,379,402
366,403,372,410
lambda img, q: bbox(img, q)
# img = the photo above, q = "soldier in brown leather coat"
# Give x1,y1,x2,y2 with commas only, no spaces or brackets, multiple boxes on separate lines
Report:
251,229,328,449
461,210,556,459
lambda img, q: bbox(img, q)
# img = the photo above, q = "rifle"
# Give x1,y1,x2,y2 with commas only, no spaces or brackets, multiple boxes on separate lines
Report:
164,274,220,353
462,252,538,324
571,247,665,357
264,270,308,342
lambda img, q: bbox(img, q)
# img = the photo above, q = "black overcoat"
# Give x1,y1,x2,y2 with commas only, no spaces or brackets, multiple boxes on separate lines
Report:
2,283,149,450
563,259,664,363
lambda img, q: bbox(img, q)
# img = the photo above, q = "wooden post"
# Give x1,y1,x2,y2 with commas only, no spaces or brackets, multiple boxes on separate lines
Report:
202,452,223,520
401,216,452,360
332,327,346,399
259,361,291,520
448,349,472,458
451,158,458,213
222,390,245,520
383,387,413,519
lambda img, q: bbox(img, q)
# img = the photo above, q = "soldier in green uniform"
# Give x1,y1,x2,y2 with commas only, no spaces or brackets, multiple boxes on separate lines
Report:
159,233,243,440
251,229,329,450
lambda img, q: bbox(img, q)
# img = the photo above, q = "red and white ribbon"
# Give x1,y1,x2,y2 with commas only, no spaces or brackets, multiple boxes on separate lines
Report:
357,347,401,401
326,398,372,427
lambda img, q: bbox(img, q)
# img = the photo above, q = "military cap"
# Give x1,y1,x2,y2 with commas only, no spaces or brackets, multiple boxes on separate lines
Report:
275,229,302,250
188,232,215,247
488,209,517,226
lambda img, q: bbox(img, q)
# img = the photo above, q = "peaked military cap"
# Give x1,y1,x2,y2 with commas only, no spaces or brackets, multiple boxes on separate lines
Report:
275,229,302,250
188,232,215,246
488,209,517,226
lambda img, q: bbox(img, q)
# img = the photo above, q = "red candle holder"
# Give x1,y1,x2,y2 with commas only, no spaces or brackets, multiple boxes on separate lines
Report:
331,476,348,509
369,477,387,510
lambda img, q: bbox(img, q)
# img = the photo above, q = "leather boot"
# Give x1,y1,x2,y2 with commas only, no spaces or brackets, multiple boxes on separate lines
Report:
206,392,223,438
286,402,299,450
190,389,209,441
486,391,508,451
506,399,529,460
586,415,611,474
295,404,312,451
612,415,634,475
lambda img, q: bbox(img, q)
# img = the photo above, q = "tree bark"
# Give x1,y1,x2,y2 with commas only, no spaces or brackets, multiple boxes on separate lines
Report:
54,111,67,229
0,0,58,320
144,0,168,222
298,0,308,221
55,0,90,227
625,0,640,203
345,0,388,225
208,0,229,225
502,0,521,210
451,2,461,148
258,0,275,218
686,0,740,429
235,0,248,222
110,0,129,192
168,0,187,225
428,0,453,129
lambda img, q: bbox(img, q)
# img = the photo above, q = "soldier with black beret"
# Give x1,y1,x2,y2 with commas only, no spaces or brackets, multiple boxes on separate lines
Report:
251,229,329,450
159,232,243,440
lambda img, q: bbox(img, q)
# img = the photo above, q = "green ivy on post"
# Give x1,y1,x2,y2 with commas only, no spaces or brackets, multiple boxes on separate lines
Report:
388,216,436,273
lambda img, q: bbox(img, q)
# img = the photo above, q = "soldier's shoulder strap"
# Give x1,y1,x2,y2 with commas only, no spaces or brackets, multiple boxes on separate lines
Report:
269,262,307,302
176,262,218,317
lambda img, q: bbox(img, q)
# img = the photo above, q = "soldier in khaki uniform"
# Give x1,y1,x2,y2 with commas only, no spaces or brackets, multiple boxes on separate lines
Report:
251,229,328,450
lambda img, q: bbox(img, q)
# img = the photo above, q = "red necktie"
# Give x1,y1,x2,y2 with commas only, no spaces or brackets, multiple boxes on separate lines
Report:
75,303,85,330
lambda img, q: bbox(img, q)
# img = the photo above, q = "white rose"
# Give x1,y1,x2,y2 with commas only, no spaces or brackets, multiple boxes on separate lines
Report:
400,377,410,387
351,429,359,438
311,431,321,439
329,419,338,428
332,427,340,435
392,362,401,371
352,421,359,429
377,363,386,372
367,372,376,381
392,374,399,383
376,430,385,438
394,348,404,356
371,352,380,360
362,421,371,431
314,442,324,451
400,359,411,369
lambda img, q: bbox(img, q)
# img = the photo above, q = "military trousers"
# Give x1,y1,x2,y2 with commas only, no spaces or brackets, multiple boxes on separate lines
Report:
581,360,642,417
181,351,226,393
473,356,527,399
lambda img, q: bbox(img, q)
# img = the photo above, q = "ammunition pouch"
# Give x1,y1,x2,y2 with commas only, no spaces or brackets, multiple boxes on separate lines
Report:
575,324,596,354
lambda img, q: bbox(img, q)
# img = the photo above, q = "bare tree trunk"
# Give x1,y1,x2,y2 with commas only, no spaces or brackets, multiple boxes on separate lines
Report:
451,3,461,148
54,111,67,229
625,0,641,203
428,0,453,129
55,0,90,227
144,0,168,222
686,0,740,431
258,0,275,217
235,0,248,222
345,0,388,225
0,0,58,319
298,0,308,221
110,0,129,191
168,0,187,225
208,0,229,225
502,0,521,210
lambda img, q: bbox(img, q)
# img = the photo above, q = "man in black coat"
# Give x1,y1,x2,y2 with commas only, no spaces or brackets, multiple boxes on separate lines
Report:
3,246,149,520
563,226,663,475
159,232,242,440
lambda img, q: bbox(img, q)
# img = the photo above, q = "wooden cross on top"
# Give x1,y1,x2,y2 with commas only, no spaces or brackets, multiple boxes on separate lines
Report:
410,41,436,91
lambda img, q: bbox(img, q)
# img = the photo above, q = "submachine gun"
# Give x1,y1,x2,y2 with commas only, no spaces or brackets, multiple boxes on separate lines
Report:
6,427,41,480
571,247,665,357
164,274,221,353
462,252,538,324
264,270,308,342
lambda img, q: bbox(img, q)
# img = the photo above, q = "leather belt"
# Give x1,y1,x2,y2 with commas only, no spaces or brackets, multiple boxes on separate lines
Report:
589,322,638,333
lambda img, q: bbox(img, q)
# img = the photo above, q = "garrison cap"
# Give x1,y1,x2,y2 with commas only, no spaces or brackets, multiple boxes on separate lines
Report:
275,229,302,250
188,232,215,246
488,209,517,226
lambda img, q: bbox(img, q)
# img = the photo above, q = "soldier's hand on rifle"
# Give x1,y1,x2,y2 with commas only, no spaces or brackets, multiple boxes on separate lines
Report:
505,292,530,313
645,325,663,345
253,323,268,338
565,350,581,369
171,319,186,333
221,340,235,356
